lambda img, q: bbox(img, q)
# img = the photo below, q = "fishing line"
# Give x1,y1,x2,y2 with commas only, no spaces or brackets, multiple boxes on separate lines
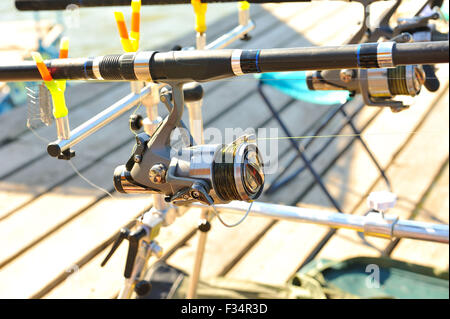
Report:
25,121,115,199
257,130,447,141
68,159,115,199
26,123,51,144
210,201,254,228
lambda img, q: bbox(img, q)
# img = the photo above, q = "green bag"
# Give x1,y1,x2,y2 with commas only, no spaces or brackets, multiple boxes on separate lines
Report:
295,257,449,299
138,257,449,299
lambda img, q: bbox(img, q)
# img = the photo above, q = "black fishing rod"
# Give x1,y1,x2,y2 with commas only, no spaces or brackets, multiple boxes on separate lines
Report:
15,0,402,10
14,0,316,10
0,41,448,82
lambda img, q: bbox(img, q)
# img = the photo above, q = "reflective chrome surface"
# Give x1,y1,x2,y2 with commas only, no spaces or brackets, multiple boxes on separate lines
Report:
405,65,421,96
377,41,395,68
234,142,264,201
231,49,244,76
196,32,206,50
55,116,70,140
134,51,153,81
195,201,449,243
92,56,104,80
186,100,204,144
206,21,254,50
367,68,391,97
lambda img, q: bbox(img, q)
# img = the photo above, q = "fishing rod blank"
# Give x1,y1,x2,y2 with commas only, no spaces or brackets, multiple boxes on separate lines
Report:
15,0,314,11
0,41,447,83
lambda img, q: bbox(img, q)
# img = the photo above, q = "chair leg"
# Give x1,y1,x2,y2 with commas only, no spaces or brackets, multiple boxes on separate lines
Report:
267,104,348,193
339,107,391,191
268,102,364,193
258,83,344,194
257,83,343,212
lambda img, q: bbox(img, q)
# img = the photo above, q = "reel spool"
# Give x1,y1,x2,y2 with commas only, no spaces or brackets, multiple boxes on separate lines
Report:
306,64,426,111
113,133,265,205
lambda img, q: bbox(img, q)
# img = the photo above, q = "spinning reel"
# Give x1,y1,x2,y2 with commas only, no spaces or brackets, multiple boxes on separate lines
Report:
306,63,427,112
306,1,447,112
113,83,265,206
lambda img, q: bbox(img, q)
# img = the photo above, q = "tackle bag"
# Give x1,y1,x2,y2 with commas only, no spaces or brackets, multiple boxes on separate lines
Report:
137,257,449,299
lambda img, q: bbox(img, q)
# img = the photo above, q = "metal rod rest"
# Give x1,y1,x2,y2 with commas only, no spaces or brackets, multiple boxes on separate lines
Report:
192,201,449,244
47,84,152,156
205,21,255,50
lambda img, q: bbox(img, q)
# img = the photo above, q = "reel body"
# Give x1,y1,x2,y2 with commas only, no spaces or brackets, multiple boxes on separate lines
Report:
113,83,264,206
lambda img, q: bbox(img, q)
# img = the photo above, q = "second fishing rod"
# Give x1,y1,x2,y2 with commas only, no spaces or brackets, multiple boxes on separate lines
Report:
1,41,448,83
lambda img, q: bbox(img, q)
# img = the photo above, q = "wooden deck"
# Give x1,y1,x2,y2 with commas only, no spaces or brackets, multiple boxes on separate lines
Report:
0,1,448,299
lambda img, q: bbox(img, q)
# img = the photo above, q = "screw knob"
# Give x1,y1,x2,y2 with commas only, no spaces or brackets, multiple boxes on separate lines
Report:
367,191,397,212
129,114,143,132
134,280,152,297
198,219,211,232
149,163,167,184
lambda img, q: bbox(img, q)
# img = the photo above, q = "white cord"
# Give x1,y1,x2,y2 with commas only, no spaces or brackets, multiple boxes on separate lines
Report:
68,160,115,199
209,201,253,228
26,121,51,144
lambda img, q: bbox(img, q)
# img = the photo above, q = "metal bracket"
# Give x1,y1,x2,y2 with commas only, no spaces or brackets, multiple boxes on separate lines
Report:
358,68,408,112
364,211,399,239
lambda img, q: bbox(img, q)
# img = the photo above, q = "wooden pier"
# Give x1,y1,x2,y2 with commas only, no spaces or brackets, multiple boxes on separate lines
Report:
0,1,448,298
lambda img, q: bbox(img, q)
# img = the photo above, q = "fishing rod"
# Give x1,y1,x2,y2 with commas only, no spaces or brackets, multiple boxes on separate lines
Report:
1,41,448,83
14,0,374,11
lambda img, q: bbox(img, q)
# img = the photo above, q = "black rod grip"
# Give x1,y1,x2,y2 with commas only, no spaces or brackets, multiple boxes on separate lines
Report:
259,45,358,72
15,0,311,11
0,41,447,83
393,41,450,66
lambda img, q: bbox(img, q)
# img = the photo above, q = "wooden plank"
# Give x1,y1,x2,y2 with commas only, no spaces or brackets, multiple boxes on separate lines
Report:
167,212,275,279
0,194,152,298
390,163,449,270
1,0,442,299
224,205,331,286
0,85,136,220
43,207,202,299
0,141,137,268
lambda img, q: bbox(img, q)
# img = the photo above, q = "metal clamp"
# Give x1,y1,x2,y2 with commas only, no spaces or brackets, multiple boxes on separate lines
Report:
377,42,395,68
364,212,399,239
231,49,244,76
